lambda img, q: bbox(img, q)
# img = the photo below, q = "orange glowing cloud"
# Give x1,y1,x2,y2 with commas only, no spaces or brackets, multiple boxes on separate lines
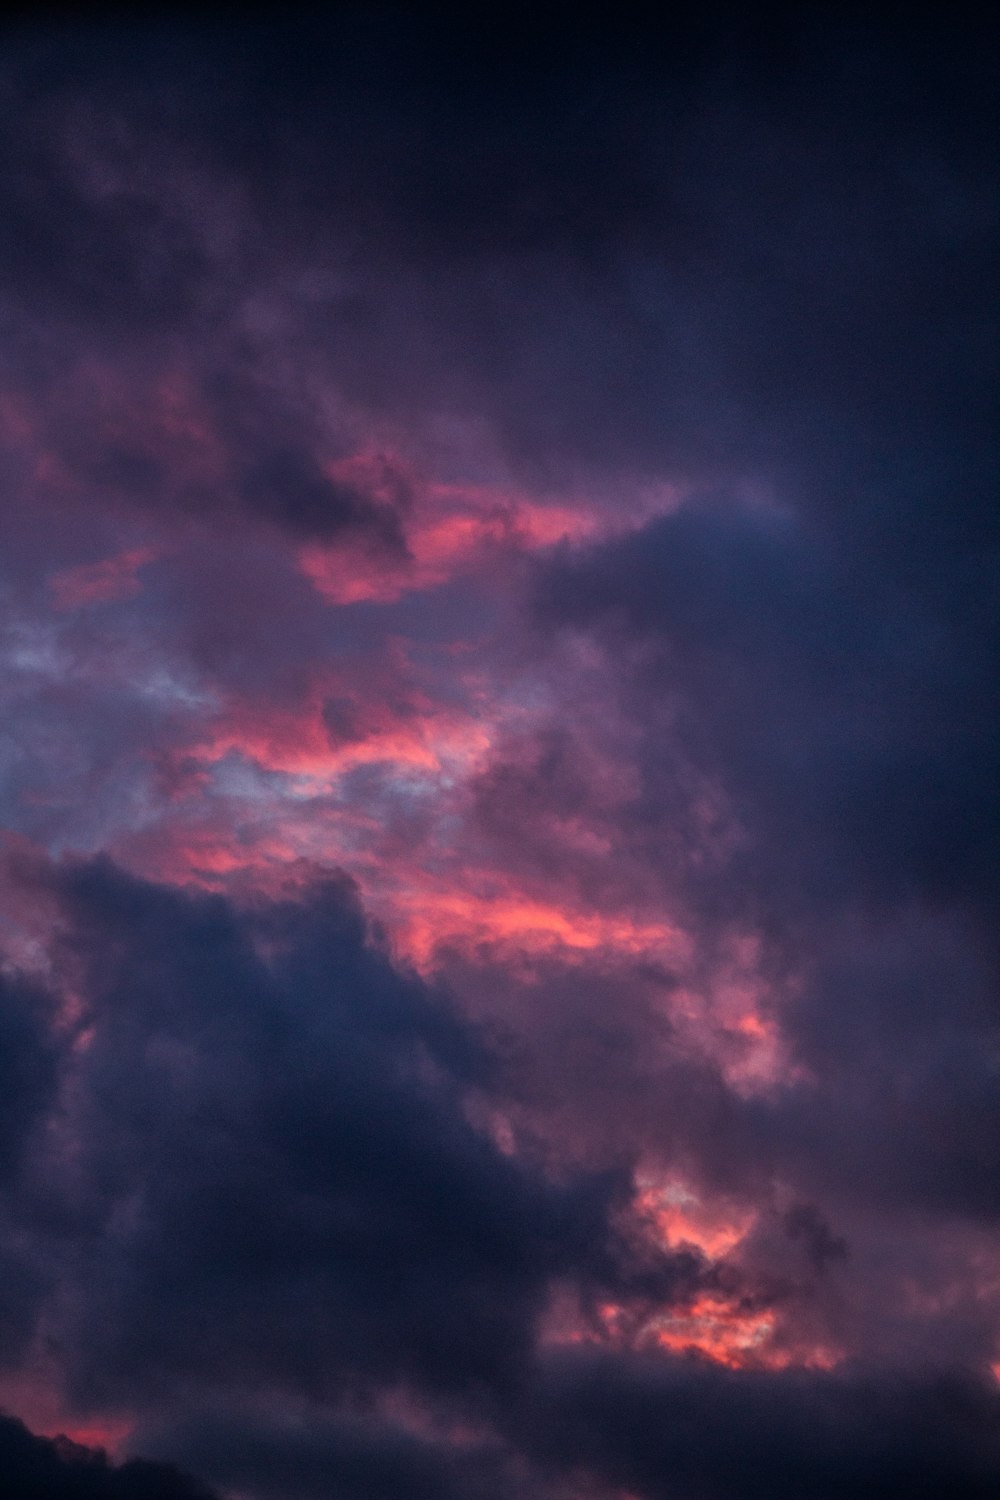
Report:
635,1177,756,1261
651,1303,835,1371
579,1175,844,1372
390,879,689,973
545,1171,842,1374
647,1296,777,1367
591,1292,840,1374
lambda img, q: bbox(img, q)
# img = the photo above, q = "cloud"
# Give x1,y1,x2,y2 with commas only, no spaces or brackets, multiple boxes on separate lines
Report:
0,857,716,1420
133,1403,516,1500
0,852,995,1496
537,498,999,926
0,1411,219,1500
0,9,997,1499
515,1351,1000,1500
0,970,57,1183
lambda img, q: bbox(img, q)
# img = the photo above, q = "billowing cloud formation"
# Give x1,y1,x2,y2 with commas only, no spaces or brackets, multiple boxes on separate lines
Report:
32,858,664,1407
0,6,997,1498
0,856,720,1483
0,846,996,1495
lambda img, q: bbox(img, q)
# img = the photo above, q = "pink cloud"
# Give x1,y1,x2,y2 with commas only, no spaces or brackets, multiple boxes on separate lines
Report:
49,546,159,611
298,451,621,604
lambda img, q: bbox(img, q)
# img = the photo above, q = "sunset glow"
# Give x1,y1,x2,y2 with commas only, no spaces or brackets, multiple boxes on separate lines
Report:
0,11,996,1500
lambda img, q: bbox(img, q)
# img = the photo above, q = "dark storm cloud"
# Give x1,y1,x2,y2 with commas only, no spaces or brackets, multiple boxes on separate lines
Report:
515,1351,1000,1500
532,494,1000,1225
0,974,58,1367
10,1350,1000,1500
3,855,706,1419
0,1411,219,1500
0,852,760,1496
135,1404,518,1500
538,499,1000,928
0,971,57,1182
118,1357,1000,1500
0,850,993,1485
0,856,991,1499
135,1346,1000,1500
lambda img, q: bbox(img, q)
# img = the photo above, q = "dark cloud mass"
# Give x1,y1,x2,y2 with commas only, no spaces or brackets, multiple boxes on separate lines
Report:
0,1411,219,1499
0,6,997,1498
38,858,646,1408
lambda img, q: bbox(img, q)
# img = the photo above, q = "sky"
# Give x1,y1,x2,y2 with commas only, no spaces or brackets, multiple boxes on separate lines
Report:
0,7,997,1498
